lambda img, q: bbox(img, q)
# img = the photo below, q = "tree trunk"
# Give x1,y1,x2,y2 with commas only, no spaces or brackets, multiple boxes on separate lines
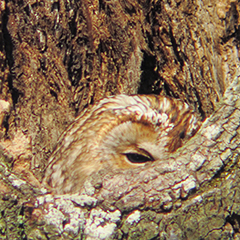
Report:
0,0,240,239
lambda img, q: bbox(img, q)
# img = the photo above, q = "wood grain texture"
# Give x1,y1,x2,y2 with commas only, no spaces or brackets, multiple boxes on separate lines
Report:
0,0,240,239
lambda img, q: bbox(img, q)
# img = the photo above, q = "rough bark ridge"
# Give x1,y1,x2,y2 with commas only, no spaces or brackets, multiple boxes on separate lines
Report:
0,0,240,239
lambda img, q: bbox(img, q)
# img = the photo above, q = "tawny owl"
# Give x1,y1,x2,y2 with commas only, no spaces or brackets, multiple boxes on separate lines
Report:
43,94,200,194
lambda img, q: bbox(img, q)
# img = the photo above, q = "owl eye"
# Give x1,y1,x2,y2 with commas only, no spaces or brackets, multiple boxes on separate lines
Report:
125,153,154,164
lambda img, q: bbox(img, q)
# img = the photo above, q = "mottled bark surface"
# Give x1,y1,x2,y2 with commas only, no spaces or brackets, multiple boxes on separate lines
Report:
0,0,240,239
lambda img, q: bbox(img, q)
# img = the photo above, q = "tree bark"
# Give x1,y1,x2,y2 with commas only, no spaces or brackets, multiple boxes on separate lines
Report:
0,0,240,239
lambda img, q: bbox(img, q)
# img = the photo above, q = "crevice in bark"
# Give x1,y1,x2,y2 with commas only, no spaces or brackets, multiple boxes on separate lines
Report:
138,51,159,95
169,25,185,69
2,8,13,68
226,213,240,233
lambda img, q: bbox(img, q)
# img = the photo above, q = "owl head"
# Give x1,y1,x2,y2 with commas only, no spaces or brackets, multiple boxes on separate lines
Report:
43,95,200,194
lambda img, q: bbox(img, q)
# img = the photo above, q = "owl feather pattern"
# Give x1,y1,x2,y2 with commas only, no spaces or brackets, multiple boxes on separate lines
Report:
43,94,200,194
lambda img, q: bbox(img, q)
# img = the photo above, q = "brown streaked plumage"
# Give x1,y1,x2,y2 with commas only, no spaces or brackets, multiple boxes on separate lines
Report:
43,94,200,194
